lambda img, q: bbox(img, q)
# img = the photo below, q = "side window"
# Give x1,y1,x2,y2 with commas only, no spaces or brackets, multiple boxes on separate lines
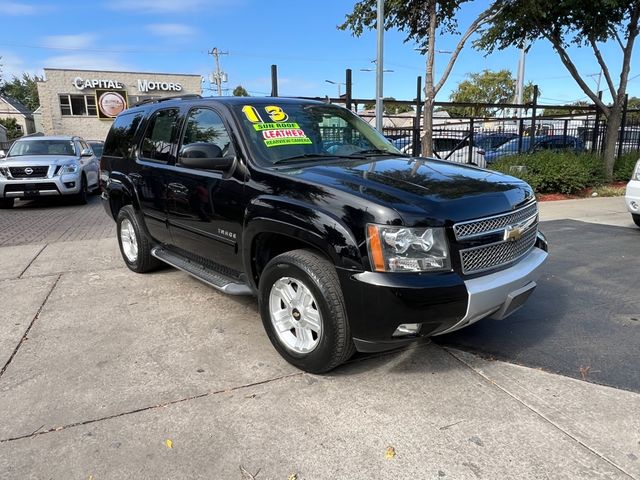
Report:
103,112,144,158
141,108,180,163
179,108,234,161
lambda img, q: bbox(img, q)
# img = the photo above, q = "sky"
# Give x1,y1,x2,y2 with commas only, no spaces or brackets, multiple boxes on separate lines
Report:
0,0,638,108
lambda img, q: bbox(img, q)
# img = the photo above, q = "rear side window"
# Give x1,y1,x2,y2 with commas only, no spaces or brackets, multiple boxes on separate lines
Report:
103,111,144,158
141,108,179,163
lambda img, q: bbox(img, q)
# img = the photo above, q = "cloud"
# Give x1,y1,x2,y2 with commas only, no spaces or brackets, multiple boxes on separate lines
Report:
41,34,97,50
0,2,38,15
146,23,196,37
0,51,40,79
43,54,130,72
107,0,228,13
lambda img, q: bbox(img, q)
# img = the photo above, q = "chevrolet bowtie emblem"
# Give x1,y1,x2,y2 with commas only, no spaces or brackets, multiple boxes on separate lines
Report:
503,224,524,242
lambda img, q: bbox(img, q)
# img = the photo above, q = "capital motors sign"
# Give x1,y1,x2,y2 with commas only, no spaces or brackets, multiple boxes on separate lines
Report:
72,76,183,93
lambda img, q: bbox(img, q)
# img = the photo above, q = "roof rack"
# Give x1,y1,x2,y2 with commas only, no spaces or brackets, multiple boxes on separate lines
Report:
132,94,202,107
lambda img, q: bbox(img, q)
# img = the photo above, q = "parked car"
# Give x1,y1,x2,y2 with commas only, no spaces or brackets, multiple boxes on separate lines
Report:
395,134,487,168
0,135,100,208
474,132,518,152
87,140,104,158
484,135,585,164
625,158,640,228
101,96,548,373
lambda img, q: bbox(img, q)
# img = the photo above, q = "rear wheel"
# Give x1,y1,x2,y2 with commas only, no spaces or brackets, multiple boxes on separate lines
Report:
632,214,640,228
258,249,355,373
0,198,14,209
116,205,161,273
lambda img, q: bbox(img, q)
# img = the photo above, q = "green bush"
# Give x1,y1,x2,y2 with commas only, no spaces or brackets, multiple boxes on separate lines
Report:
491,151,605,195
613,151,640,182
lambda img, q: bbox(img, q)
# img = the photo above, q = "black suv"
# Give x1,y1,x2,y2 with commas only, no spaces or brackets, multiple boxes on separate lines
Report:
101,96,548,373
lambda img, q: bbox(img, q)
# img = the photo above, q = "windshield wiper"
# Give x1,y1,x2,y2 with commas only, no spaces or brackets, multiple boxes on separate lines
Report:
272,153,341,165
347,149,407,157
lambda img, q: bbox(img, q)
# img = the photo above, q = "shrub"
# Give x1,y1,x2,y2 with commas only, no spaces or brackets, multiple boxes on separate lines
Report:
613,151,640,182
491,151,605,195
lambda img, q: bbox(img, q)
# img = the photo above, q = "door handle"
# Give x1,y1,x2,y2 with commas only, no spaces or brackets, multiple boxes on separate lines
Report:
129,173,143,185
167,182,187,193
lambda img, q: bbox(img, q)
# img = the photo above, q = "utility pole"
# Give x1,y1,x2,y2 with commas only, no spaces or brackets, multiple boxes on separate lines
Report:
514,45,526,118
375,0,384,132
208,48,228,96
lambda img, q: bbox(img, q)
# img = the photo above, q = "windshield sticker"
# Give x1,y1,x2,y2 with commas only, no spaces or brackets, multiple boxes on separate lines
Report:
262,128,312,147
242,105,290,124
253,122,300,131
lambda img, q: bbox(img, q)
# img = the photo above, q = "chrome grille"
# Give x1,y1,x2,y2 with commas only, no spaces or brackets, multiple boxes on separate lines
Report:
460,226,538,274
9,166,50,178
454,202,538,240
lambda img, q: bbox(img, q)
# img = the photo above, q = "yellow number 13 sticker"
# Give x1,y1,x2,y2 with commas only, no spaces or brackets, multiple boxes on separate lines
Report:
242,105,289,123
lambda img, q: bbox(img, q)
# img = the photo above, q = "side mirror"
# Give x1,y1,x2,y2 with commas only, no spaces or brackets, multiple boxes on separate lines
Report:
179,143,234,171
0,150,5,159
80,148,93,157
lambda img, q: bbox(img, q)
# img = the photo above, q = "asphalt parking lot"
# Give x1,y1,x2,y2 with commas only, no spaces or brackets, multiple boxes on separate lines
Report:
0,196,639,479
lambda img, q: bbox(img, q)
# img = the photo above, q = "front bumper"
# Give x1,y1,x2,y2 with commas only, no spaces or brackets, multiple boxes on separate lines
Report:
624,179,640,215
339,244,548,353
0,172,82,198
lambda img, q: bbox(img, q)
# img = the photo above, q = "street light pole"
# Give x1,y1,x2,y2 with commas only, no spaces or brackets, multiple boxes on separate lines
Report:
375,0,384,132
325,79,345,98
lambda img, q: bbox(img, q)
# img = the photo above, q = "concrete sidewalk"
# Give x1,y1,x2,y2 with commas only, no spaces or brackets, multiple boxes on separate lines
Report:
0,198,638,479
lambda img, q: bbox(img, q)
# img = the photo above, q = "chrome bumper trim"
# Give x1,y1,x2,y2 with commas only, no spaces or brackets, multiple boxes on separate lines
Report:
435,247,547,335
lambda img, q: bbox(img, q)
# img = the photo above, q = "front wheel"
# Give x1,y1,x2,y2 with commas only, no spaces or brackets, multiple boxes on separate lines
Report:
0,198,14,209
258,249,355,373
73,175,88,205
633,214,640,228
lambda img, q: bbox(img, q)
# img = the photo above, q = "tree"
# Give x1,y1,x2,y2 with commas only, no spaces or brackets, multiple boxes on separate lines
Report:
446,69,536,117
0,118,23,139
476,0,640,179
363,97,413,114
0,72,42,111
232,85,249,97
340,1,500,156
627,97,640,124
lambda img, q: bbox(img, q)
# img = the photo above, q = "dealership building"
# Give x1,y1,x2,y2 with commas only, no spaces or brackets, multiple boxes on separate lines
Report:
36,68,203,140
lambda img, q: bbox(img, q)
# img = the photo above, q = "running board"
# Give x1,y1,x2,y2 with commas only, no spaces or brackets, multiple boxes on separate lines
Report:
151,247,253,295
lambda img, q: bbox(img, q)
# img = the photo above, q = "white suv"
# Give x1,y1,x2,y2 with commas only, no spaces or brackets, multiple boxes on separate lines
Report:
625,158,640,228
0,135,100,208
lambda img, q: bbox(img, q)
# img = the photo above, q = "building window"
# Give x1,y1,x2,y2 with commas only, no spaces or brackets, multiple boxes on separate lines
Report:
59,94,98,117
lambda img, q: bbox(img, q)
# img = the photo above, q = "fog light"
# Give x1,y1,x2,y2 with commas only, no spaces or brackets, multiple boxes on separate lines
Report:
64,181,75,188
392,323,422,337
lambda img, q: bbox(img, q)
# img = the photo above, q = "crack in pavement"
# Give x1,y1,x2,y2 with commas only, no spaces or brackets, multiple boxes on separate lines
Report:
0,340,431,444
0,371,303,443
0,273,62,381
444,347,638,480
17,244,48,279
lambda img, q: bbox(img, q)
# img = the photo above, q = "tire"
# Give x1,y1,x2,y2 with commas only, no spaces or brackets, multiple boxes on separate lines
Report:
633,214,640,228
73,175,88,205
0,198,14,209
116,205,161,273
258,249,355,373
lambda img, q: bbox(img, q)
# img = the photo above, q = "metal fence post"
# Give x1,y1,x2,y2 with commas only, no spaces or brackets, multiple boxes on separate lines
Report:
468,117,475,164
563,119,568,145
345,69,352,111
270,65,278,97
592,91,602,154
518,118,524,153
528,85,539,151
413,76,422,157
617,93,629,160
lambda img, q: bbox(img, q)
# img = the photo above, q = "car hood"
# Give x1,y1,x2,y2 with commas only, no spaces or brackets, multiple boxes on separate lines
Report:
278,157,534,224
0,155,79,167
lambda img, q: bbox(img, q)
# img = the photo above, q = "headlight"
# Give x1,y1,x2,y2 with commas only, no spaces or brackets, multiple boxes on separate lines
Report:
58,163,79,175
633,159,640,181
366,224,451,272
0,166,8,178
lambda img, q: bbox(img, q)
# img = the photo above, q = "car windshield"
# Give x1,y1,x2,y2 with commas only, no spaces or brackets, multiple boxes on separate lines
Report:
88,142,103,157
232,102,401,166
8,139,76,157
496,137,531,152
